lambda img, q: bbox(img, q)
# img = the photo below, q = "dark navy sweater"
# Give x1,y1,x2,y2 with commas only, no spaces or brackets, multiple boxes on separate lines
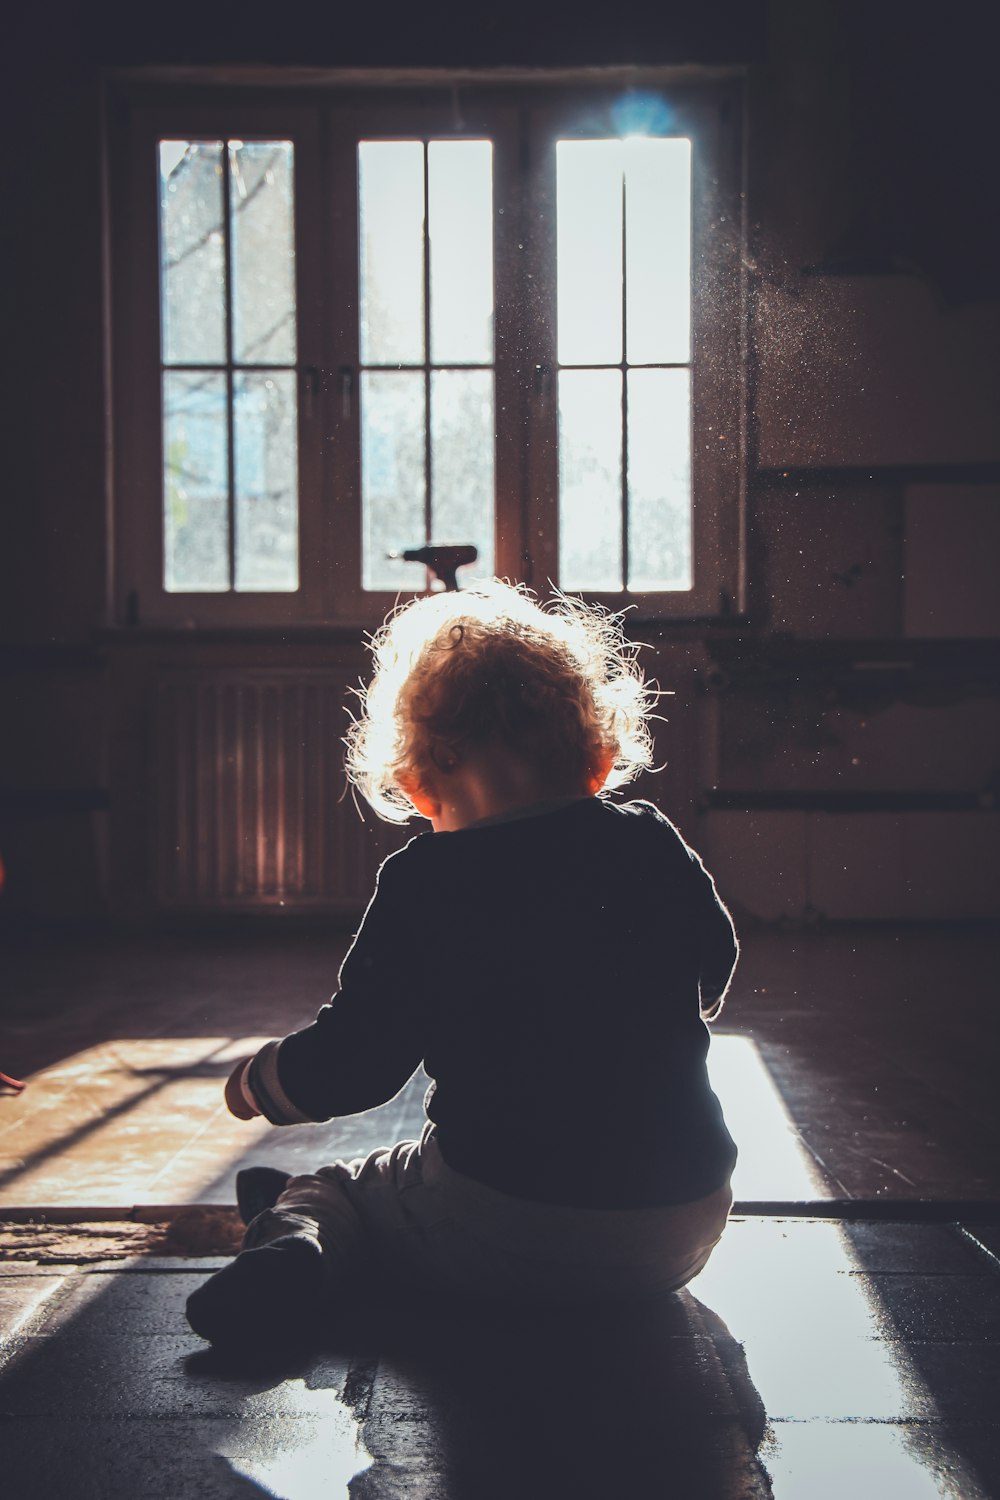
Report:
250,797,739,1209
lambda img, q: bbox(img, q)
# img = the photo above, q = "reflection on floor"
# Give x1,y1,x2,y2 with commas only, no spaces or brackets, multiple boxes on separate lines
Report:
3,1216,999,1497
2,923,999,1495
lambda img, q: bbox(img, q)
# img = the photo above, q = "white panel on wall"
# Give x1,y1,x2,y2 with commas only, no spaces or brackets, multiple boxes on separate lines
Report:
700,810,809,924
717,697,1000,794
701,809,1000,922
756,485,902,638
903,485,1000,638
808,814,908,920
900,813,1000,921
755,279,1000,469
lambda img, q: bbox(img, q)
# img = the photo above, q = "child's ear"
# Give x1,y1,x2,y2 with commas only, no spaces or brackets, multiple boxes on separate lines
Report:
429,741,459,774
588,750,616,794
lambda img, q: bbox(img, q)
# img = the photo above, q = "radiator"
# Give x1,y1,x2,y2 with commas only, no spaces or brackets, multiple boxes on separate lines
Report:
155,670,405,910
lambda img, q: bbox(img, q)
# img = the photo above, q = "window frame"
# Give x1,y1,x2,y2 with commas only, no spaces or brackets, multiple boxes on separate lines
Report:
521,90,746,618
107,75,745,629
323,98,525,620
111,98,328,628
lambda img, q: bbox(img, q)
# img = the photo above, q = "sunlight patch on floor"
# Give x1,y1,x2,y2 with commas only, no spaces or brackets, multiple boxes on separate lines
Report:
2,1030,834,1208
707,1033,828,1200
0,1038,273,1207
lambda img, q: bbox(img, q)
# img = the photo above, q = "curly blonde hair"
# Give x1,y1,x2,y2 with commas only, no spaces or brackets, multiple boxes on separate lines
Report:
345,580,657,824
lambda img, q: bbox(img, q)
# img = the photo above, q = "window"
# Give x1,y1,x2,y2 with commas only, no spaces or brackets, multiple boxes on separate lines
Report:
109,80,744,627
158,139,298,593
555,136,692,592
357,138,496,590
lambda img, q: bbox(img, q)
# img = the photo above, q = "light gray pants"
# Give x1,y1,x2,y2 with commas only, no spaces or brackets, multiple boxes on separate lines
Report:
244,1125,733,1308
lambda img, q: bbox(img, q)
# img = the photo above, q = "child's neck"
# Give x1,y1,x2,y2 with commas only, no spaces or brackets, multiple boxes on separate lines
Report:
430,748,586,833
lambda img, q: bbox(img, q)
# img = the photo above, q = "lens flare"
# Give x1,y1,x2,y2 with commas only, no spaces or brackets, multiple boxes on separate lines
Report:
610,91,675,138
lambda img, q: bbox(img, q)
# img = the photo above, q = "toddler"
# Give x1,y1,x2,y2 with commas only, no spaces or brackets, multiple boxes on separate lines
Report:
186,580,738,1349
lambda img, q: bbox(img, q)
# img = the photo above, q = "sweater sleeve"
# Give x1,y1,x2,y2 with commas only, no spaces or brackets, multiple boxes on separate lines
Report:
247,849,426,1125
693,855,739,1020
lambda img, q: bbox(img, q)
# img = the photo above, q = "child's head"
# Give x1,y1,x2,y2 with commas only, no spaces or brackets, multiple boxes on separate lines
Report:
345,580,656,824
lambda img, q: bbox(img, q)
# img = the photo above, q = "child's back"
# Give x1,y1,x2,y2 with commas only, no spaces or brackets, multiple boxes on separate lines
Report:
274,795,737,1211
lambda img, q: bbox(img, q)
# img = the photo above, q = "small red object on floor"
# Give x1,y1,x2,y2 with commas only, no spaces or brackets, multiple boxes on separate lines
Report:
0,1071,25,1094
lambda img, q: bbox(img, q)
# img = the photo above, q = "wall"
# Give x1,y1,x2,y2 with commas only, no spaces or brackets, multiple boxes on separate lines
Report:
2,1,997,924
695,3,1000,921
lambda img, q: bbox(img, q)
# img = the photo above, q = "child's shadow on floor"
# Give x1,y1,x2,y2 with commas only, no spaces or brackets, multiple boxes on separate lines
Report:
192,1288,769,1499
355,1289,769,1499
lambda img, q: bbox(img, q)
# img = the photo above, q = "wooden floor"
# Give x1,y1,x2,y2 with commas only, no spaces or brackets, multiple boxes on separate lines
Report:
2,923,997,1209
2,922,999,1497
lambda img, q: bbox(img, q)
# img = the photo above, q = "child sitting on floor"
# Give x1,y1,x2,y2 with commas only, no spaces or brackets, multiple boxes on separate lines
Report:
186,580,738,1349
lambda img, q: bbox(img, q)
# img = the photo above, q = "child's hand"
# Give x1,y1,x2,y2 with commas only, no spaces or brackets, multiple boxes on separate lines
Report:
225,1057,262,1120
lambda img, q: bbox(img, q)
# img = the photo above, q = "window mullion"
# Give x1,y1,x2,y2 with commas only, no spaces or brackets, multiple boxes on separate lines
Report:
490,112,527,586
620,162,629,594
324,110,365,619
422,141,433,554
291,108,328,620
221,142,237,593
519,118,559,594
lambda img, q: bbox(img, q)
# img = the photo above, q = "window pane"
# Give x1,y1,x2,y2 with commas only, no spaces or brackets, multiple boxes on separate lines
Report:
625,138,691,365
234,372,298,591
428,140,494,365
163,371,229,591
558,369,623,590
159,141,225,365
358,142,425,367
627,369,692,591
556,141,622,366
361,370,426,590
230,141,296,365
431,370,495,578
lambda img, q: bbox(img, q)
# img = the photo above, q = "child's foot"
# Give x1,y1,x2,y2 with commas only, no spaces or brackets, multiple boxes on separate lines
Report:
185,1234,324,1350
235,1165,293,1225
